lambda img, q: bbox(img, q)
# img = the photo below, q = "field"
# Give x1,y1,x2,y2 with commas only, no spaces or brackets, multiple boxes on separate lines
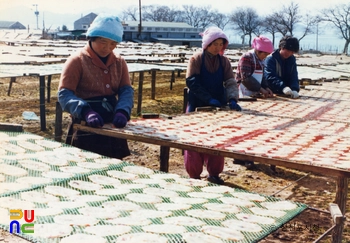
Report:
0,69,349,243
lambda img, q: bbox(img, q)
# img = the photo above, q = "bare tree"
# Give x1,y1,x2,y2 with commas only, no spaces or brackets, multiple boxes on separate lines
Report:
273,2,317,41
211,11,230,30
321,3,350,54
262,14,280,46
298,13,319,41
121,5,139,21
142,5,183,22
182,5,214,29
272,11,290,36
277,2,300,36
229,7,261,45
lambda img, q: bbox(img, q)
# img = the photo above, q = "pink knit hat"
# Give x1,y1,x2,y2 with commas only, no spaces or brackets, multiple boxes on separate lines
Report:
200,27,229,55
252,36,274,53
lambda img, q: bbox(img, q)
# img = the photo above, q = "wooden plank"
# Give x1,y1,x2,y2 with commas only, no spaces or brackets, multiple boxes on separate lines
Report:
0,123,23,132
73,124,350,178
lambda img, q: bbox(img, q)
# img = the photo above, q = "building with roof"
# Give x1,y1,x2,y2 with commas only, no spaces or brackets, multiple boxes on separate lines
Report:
122,21,203,47
0,21,26,30
74,13,97,31
71,13,203,47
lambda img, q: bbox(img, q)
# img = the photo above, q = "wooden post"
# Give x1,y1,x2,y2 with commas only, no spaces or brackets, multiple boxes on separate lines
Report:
160,146,170,172
39,75,46,131
7,77,16,96
170,71,175,90
137,71,144,115
332,177,348,243
131,72,135,85
151,69,156,100
177,69,181,77
55,101,62,142
47,75,52,103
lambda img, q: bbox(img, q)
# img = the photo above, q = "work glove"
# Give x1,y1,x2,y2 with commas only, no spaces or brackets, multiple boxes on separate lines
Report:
208,98,222,107
229,100,242,111
84,110,104,127
113,112,128,128
283,87,293,96
291,90,299,98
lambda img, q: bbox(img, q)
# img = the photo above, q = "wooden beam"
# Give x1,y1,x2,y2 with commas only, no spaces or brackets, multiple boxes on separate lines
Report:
136,71,144,115
151,69,156,100
0,123,23,132
7,77,16,96
160,146,170,172
73,124,350,178
39,75,46,131
47,75,52,103
170,71,175,90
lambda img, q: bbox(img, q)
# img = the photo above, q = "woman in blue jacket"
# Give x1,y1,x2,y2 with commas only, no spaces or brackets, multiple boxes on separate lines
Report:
264,36,300,99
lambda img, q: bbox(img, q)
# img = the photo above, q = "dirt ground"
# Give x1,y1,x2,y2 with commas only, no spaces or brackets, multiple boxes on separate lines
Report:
0,71,349,243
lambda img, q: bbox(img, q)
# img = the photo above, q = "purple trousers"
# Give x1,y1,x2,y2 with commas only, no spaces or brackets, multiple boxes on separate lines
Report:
184,150,224,179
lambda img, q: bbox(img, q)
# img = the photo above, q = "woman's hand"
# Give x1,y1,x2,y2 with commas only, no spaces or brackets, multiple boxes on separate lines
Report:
260,88,274,98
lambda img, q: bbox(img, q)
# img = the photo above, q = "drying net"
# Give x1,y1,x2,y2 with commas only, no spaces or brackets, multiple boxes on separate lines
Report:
0,131,307,243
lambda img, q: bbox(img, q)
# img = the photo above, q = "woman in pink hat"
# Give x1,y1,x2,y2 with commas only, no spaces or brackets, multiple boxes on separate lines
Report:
184,27,240,185
234,35,274,170
236,35,274,98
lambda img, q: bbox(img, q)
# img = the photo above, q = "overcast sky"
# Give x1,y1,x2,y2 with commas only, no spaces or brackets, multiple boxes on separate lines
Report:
1,0,349,15
0,0,348,51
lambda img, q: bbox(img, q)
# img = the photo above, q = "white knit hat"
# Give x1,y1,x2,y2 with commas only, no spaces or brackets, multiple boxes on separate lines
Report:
86,13,123,43
200,27,229,55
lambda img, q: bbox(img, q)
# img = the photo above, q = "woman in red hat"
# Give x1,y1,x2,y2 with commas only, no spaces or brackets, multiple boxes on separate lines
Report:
236,35,274,98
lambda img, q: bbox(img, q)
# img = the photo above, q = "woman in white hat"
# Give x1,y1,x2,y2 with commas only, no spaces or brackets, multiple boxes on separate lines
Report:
58,13,134,159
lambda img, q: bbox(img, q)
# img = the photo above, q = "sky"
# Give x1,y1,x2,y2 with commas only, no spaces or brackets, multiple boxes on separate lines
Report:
0,0,348,52
1,0,349,16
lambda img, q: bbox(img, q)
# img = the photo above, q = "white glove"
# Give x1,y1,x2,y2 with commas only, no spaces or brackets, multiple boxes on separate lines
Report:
291,90,299,98
282,87,293,96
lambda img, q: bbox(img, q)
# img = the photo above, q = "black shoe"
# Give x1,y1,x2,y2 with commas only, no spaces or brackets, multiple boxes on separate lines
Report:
244,161,255,170
233,159,246,165
270,165,276,172
207,176,224,185
234,159,255,170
